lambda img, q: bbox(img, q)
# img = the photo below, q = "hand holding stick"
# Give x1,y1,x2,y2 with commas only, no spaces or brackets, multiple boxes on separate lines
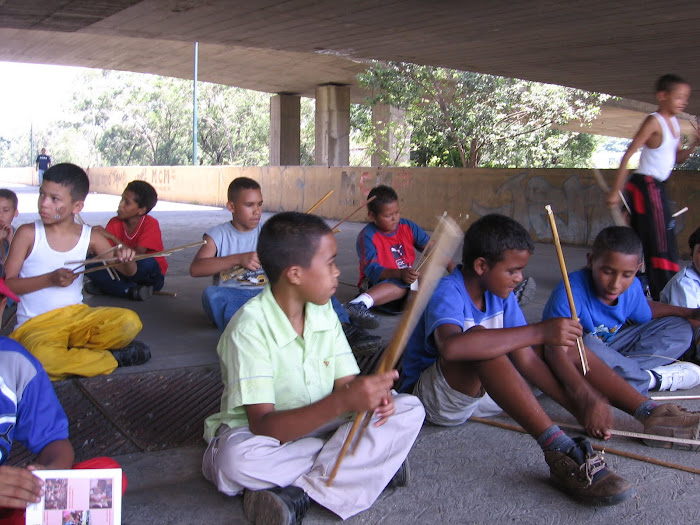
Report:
545,205,589,375
326,214,462,486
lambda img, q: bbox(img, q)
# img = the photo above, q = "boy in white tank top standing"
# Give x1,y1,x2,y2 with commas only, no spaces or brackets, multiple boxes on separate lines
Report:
4,163,151,381
609,74,700,300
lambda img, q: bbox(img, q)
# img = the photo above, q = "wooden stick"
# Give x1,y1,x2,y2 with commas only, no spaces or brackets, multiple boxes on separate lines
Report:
545,205,589,375
553,420,700,449
330,195,376,231
326,214,462,486
414,212,447,273
592,169,626,227
74,240,206,275
650,394,700,401
153,290,177,297
66,244,122,265
470,416,700,476
306,190,334,214
672,207,689,218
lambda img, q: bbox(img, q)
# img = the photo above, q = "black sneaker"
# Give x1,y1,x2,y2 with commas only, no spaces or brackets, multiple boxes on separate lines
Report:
127,285,153,301
111,340,151,367
83,279,103,296
342,322,382,356
344,302,380,329
243,486,310,525
387,459,410,489
545,437,635,506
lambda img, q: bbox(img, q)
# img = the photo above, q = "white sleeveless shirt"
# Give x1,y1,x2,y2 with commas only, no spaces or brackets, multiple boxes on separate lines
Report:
16,221,91,327
636,112,680,182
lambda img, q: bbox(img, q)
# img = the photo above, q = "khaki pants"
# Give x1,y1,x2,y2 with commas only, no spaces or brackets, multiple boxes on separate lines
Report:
11,303,142,381
202,393,425,520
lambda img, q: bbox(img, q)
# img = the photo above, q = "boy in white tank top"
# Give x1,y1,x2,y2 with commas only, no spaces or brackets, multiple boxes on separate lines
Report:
609,74,700,300
3,163,151,381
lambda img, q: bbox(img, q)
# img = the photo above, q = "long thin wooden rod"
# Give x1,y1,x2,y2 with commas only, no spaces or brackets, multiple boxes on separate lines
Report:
66,244,122,266
553,420,700,448
651,395,700,401
592,169,627,227
74,240,205,275
76,213,123,245
330,195,376,231
326,214,462,486
306,190,334,214
545,205,589,375
470,416,700,476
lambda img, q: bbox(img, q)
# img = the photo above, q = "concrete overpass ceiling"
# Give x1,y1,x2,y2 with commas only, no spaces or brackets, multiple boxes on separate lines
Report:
1,1,699,133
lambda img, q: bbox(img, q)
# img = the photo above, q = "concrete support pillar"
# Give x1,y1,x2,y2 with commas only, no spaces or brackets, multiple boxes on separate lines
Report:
315,84,350,166
371,104,409,166
270,93,301,165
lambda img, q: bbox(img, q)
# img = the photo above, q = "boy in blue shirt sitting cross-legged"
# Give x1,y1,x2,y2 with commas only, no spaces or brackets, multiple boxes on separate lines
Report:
543,226,700,395
401,214,700,507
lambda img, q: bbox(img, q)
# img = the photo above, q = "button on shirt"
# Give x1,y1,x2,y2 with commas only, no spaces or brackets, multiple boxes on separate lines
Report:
204,286,360,442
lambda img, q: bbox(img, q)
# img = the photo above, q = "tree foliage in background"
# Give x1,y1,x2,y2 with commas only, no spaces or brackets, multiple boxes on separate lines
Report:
357,62,608,168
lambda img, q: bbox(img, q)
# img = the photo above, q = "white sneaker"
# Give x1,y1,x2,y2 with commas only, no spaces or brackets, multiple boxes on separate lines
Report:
651,362,700,392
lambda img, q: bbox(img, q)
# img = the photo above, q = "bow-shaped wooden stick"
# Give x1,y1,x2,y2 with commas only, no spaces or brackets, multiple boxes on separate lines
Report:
545,205,589,375
73,240,206,275
326,214,462,486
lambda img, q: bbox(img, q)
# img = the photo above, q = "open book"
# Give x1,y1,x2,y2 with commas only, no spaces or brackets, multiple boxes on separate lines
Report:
25,468,122,525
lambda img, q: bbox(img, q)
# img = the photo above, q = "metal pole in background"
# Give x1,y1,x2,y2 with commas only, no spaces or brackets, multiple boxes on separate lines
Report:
193,41,199,165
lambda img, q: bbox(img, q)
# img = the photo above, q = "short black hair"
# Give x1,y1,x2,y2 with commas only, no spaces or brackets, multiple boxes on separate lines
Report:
227,177,261,202
367,185,398,216
591,226,643,262
462,214,534,268
688,226,700,253
656,74,689,93
0,189,18,210
258,212,332,285
125,180,158,213
43,163,89,202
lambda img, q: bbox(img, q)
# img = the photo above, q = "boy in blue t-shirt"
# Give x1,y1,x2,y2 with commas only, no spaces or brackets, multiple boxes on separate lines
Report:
401,214,700,506
345,185,453,328
543,226,700,395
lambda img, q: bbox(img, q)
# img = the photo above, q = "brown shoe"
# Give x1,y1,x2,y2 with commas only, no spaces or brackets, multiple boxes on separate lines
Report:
642,404,700,451
545,438,635,506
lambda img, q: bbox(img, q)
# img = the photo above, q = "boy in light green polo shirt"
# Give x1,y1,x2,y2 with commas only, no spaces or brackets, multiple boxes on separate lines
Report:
202,211,425,523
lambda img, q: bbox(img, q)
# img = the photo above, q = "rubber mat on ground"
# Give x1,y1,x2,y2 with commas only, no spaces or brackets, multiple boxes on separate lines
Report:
9,366,223,465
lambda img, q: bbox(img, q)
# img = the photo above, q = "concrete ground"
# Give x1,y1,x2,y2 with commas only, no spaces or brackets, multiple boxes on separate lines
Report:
8,183,700,524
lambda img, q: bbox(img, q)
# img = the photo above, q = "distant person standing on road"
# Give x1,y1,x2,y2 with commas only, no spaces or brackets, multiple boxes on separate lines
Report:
35,148,51,186
608,74,700,300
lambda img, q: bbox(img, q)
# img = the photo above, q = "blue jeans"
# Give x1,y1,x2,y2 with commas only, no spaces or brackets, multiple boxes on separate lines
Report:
86,257,165,297
583,316,692,396
202,285,349,331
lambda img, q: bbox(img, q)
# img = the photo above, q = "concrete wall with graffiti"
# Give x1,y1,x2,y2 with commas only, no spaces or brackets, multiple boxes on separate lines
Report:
4,166,699,250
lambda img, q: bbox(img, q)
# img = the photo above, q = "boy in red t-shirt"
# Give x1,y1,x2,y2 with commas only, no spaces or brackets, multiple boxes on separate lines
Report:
85,181,166,301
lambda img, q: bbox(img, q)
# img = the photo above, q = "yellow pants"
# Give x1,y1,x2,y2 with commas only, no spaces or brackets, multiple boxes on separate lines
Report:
10,303,143,381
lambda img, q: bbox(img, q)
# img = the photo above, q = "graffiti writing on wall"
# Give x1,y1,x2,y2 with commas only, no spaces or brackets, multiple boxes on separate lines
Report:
340,169,416,206
471,172,612,245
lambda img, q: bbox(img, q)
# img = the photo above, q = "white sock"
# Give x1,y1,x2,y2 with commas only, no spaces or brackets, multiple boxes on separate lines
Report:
350,293,374,309
647,370,658,390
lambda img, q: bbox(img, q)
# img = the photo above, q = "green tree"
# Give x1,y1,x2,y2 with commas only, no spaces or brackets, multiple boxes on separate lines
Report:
357,62,608,168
